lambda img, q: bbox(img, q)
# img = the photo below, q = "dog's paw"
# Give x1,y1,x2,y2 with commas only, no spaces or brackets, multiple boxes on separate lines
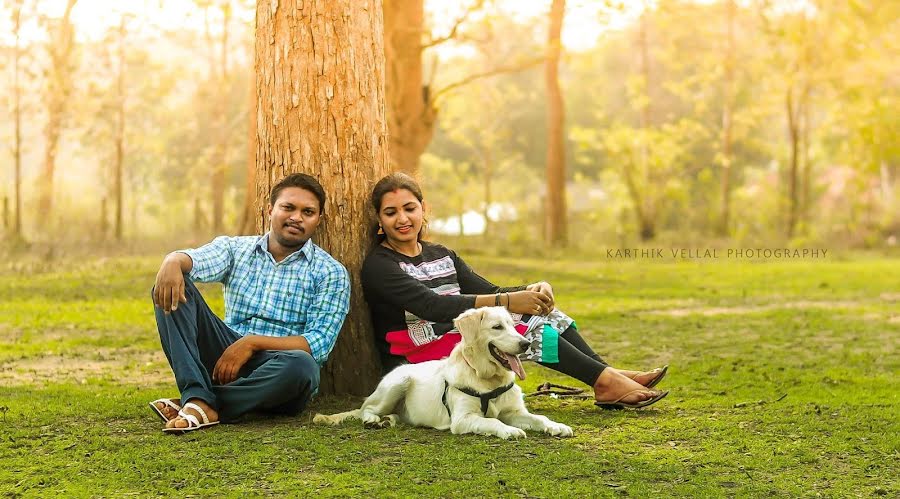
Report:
312,413,336,425
496,427,527,440
363,415,398,430
545,422,574,438
360,411,382,426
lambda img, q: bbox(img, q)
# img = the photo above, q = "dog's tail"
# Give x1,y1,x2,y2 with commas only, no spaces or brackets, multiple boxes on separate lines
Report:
312,409,361,426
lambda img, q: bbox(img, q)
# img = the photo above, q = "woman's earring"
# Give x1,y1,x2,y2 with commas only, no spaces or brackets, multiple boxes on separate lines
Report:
377,225,384,235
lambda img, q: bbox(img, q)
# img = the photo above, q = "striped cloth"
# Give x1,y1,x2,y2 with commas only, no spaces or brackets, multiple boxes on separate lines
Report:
179,234,350,365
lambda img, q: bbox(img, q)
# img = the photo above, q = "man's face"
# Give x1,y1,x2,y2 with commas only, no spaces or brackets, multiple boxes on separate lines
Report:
268,187,322,249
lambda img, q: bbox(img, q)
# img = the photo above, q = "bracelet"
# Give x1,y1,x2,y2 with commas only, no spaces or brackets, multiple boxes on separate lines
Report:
494,293,500,306
504,292,510,307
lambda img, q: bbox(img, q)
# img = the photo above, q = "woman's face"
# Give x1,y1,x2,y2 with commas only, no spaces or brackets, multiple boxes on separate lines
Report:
378,188,424,245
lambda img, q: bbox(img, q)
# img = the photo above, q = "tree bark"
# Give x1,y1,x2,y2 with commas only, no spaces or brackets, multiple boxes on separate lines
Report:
38,0,78,221
544,0,567,246
383,0,436,175
256,0,389,395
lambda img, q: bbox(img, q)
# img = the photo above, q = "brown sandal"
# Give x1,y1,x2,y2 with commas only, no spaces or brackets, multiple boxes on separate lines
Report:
595,389,668,410
628,365,669,388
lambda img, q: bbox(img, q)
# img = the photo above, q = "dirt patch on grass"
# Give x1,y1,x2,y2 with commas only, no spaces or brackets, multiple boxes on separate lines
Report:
0,324,23,342
645,300,864,317
0,348,172,387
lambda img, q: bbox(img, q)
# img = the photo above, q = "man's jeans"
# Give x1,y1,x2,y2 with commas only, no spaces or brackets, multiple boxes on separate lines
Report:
153,277,319,422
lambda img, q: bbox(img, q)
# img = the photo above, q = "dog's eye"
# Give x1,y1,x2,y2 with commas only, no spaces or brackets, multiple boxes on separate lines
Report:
492,324,503,330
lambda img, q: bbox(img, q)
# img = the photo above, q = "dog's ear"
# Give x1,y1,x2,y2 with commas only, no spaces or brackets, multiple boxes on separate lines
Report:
453,308,485,342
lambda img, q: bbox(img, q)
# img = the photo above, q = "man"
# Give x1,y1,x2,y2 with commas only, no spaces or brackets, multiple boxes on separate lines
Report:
150,173,350,433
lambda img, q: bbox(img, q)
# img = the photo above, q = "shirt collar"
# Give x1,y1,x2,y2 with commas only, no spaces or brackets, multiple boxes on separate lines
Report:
256,232,315,264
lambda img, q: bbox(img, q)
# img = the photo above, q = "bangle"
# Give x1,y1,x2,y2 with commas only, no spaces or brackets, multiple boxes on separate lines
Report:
494,294,500,306
504,292,510,307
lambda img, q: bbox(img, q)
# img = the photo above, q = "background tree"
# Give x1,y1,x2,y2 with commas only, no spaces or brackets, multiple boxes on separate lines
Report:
544,0,567,245
255,0,390,395
383,0,434,174
716,0,736,236
37,0,78,224
6,0,27,239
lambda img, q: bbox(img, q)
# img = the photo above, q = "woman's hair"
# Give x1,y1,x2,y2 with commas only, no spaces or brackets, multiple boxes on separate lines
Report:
369,172,427,246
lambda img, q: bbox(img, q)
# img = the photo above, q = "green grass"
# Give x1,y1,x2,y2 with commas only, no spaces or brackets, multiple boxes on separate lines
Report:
0,255,897,497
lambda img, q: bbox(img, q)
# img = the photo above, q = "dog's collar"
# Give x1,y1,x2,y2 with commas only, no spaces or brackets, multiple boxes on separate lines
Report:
442,380,516,418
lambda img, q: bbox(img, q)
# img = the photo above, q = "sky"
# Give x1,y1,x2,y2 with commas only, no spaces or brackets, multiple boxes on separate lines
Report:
4,0,643,52
3,0,815,51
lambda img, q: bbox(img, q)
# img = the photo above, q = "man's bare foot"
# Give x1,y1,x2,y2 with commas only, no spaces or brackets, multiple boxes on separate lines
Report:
154,399,181,421
593,369,662,405
165,398,219,430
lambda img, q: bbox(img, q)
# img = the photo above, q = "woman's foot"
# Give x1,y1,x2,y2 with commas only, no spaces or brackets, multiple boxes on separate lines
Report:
165,398,219,430
616,366,668,388
593,368,665,406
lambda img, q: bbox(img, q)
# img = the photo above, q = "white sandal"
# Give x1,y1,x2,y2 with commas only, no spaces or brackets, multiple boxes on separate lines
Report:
162,402,220,434
148,398,181,423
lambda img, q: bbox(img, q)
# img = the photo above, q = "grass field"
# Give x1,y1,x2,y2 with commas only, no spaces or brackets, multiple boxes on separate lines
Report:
0,253,897,497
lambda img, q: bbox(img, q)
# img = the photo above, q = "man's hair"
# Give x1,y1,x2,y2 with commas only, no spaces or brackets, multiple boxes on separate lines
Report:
269,173,327,214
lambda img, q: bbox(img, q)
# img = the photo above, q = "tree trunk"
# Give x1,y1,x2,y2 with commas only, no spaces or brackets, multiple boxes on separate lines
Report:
114,15,126,240
717,0,735,237
100,197,108,238
38,0,78,222
256,0,389,395
12,1,23,238
208,3,231,234
636,6,654,242
482,144,492,240
384,0,436,175
239,73,258,235
785,85,799,239
800,84,811,228
544,0,567,246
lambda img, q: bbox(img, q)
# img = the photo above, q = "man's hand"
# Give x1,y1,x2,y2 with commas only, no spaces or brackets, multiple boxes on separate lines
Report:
526,281,555,309
213,336,256,384
153,255,188,314
507,290,553,316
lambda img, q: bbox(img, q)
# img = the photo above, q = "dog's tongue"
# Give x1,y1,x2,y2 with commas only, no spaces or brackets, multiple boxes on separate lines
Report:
505,352,526,380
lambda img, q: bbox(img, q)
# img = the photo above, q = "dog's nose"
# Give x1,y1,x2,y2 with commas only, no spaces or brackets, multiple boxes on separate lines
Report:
518,338,530,352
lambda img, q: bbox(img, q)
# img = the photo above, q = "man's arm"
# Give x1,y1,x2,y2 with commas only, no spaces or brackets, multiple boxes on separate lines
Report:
153,252,193,313
301,264,351,363
212,263,350,384
153,236,237,314
212,334,311,384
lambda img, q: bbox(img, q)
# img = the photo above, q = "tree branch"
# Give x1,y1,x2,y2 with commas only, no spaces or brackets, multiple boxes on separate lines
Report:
432,56,545,103
421,0,485,49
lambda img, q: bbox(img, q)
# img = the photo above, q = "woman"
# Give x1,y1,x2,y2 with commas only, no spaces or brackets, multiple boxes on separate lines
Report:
361,173,668,409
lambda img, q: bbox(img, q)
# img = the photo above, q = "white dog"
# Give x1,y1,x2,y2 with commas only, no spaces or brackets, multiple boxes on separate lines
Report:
314,307,573,440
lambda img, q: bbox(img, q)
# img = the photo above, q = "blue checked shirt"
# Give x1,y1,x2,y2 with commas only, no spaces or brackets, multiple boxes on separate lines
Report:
179,234,350,365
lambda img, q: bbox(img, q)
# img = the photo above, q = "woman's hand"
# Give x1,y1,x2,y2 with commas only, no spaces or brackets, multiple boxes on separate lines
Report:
507,290,553,316
526,281,555,309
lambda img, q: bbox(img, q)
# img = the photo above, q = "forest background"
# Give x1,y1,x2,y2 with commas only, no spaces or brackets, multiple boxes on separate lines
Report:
0,0,896,255
0,1,897,495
